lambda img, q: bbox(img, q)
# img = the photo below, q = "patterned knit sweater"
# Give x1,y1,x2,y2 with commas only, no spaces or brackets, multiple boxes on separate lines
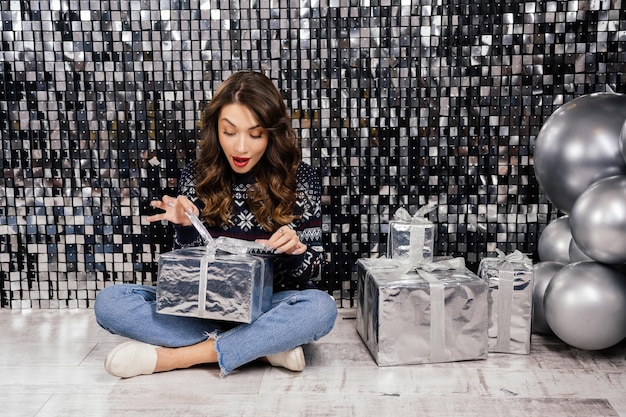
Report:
173,161,324,291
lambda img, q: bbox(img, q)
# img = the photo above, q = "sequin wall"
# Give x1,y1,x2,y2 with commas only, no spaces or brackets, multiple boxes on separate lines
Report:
1,0,625,308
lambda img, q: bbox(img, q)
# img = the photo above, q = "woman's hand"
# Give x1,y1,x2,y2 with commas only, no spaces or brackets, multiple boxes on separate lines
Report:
257,225,307,255
147,195,199,226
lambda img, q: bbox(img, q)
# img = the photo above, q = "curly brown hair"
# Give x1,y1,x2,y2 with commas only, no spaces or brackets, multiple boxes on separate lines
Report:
195,71,301,231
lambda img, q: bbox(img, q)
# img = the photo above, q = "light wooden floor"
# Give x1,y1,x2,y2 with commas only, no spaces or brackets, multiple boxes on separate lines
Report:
1,307,625,417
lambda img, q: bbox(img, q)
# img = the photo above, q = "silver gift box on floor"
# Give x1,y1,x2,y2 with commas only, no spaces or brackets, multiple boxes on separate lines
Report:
478,250,534,354
387,205,436,265
356,257,488,366
156,243,274,324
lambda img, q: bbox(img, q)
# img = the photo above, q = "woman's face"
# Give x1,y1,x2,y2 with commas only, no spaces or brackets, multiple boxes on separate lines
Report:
217,103,269,174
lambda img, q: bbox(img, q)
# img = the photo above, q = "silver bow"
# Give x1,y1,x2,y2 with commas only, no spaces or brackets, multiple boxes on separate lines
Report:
414,257,465,272
186,210,268,261
393,202,438,224
495,248,528,262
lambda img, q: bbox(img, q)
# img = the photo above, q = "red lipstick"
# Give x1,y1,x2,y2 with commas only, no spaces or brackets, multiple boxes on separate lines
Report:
232,156,250,167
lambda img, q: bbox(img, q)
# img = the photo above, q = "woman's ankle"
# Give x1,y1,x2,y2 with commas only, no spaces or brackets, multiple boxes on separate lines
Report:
154,339,217,372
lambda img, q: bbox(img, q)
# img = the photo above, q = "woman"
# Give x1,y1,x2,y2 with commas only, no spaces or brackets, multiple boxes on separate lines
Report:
94,71,338,378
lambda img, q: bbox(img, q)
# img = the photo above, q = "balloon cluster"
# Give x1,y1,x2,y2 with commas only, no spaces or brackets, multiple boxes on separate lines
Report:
532,93,626,350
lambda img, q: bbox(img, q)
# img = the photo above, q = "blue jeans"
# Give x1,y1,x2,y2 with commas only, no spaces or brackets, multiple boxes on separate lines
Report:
94,284,337,376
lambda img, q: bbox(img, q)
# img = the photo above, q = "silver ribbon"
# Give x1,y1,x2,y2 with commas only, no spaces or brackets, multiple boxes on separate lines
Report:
414,257,465,272
414,257,465,362
198,251,212,313
493,249,528,351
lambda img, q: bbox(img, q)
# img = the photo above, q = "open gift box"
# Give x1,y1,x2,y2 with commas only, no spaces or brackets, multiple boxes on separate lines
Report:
156,211,274,324
156,245,273,323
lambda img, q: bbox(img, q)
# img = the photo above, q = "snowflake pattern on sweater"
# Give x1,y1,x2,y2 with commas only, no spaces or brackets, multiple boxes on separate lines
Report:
173,161,324,291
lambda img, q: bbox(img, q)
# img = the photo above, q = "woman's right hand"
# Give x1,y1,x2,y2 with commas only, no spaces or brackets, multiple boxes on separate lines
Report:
146,195,199,226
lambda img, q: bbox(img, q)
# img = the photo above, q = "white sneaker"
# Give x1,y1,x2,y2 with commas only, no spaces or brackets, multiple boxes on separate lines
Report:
266,346,306,372
104,341,159,378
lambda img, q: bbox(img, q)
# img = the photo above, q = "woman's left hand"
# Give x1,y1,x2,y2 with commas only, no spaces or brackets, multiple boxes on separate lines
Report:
257,226,307,255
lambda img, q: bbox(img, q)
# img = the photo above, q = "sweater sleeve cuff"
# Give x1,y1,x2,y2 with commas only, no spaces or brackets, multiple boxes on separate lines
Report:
173,224,200,247
275,252,306,269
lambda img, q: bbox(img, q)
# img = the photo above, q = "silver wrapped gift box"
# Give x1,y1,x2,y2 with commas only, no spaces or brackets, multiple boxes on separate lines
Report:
387,204,436,265
156,243,274,324
356,257,488,366
478,250,534,354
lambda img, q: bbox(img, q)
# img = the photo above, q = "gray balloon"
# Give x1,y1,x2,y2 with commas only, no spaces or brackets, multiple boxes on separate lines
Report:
537,216,572,264
534,93,626,213
570,175,626,264
568,238,594,263
544,261,626,350
532,261,564,335
619,119,626,161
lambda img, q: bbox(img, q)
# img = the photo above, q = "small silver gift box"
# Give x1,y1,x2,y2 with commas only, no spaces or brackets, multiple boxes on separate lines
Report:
356,257,488,366
156,246,273,323
387,204,436,265
478,249,534,354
